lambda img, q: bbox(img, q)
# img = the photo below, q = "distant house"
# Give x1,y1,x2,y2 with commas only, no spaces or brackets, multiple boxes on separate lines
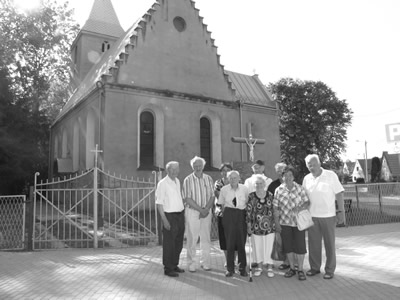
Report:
343,161,355,182
380,151,400,182
351,159,371,182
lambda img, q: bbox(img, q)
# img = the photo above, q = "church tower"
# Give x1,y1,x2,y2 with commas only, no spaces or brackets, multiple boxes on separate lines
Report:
70,0,124,87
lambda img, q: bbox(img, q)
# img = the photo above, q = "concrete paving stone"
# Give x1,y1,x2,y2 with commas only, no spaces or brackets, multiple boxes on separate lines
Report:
1,223,400,299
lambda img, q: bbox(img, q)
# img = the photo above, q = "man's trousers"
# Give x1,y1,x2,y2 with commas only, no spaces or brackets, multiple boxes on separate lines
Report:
163,211,185,273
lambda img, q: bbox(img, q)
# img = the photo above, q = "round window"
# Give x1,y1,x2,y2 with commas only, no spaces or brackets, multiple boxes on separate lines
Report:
173,16,186,32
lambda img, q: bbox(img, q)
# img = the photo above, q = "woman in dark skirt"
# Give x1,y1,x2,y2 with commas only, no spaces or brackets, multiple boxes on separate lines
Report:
214,163,234,266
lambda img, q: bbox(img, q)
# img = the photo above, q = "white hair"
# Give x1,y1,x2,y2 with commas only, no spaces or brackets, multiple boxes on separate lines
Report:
227,170,240,179
190,156,206,168
274,162,287,171
305,154,320,164
253,174,267,185
166,161,179,171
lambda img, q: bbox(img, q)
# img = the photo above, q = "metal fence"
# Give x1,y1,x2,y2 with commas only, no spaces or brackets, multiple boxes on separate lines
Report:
343,183,400,226
33,166,158,250
0,195,26,250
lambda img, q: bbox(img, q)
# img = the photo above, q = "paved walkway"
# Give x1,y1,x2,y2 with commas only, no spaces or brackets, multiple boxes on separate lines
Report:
1,223,399,299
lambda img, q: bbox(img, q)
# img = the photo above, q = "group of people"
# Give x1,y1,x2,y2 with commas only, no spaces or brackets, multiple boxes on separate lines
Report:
155,154,345,281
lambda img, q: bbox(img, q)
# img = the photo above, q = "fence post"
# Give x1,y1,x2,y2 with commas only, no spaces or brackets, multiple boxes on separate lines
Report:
156,170,163,246
355,185,360,209
93,165,98,249
378,184,383,214
26,186,34,251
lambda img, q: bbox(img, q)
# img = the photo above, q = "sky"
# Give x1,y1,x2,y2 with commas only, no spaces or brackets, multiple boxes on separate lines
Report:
20,0,400,161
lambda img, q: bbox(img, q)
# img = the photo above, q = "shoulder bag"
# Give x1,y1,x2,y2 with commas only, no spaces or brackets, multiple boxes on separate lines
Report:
296,209,314,231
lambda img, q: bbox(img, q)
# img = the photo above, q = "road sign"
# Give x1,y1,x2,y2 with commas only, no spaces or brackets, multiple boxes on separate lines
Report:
385,123,400,142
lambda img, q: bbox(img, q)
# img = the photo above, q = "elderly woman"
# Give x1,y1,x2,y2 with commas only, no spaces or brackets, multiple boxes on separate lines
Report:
214,163,235,266
218,170,249,277
273,166,310,281
246,174,276,278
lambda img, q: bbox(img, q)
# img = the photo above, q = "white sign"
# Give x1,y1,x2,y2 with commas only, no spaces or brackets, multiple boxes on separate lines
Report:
386,123,400,142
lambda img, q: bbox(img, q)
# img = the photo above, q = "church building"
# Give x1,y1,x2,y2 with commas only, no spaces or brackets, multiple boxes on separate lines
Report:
50,0,281,180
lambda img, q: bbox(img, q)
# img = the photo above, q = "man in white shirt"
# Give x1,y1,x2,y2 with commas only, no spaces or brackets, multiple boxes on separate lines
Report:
156,161,185,277
302,154,345,280
244,160,273,193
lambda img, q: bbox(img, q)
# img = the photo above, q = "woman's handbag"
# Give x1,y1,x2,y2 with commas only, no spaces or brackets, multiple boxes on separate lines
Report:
296,209,314,231
271,233,286,261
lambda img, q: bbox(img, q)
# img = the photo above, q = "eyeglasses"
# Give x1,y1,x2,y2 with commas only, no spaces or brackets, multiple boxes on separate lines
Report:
232,197,237,207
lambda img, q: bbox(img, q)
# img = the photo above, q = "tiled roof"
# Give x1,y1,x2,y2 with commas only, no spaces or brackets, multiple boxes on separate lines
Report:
382,153,400,176
225,71,275,108
54,16,144,123
81,0,124,37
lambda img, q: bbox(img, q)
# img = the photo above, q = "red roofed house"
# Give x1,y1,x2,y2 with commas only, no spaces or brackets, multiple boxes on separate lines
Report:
49,0,280,180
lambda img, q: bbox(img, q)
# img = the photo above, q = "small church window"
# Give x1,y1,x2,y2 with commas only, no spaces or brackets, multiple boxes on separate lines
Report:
102,41,110,52
140,111,154,167
173,17,186,32
200,117,211,169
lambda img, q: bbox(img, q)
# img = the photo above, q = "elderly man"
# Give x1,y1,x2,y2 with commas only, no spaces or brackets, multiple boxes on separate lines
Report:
267,162,286,195
183,156,215,272
244,160,273,193
155,161,185,277
218,170,249,277
302,154,345,280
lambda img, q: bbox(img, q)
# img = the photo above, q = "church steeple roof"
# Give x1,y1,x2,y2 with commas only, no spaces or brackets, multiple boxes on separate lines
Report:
81,0,124,38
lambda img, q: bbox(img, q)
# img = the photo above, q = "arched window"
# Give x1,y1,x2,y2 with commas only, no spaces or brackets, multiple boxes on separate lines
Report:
200,117,212,168
62,130,68,158
73,122,80,171
86,110,96,169
140,111,154,167
101,41,110,52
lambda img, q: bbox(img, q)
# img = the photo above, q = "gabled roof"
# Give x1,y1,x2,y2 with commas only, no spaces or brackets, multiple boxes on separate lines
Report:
56,16,144,123
344,161,355,174
54,0,276,124
81,0,124,38
382,152,400,176
225,71,275,108
356,158,372,177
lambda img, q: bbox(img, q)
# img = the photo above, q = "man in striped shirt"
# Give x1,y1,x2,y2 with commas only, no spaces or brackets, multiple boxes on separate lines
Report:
183,156,215,272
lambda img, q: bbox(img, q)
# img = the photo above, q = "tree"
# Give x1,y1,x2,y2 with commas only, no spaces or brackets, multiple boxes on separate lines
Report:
370,156,381,182
269,78,353,181
0,0,79,194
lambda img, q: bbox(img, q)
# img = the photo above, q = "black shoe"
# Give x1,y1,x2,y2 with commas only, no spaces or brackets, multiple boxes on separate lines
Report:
278,263,290,270
225,271,234,277
164,271,179,277
306,269,321,276
284,269,296,278
174,267,185,273
240,270,248,277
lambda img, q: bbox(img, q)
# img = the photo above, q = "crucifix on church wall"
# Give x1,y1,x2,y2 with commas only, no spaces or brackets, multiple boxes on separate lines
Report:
231,123,265,162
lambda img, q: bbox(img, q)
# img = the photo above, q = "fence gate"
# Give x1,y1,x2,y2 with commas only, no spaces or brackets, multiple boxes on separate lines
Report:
33,167,159,250
0,195,26,250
